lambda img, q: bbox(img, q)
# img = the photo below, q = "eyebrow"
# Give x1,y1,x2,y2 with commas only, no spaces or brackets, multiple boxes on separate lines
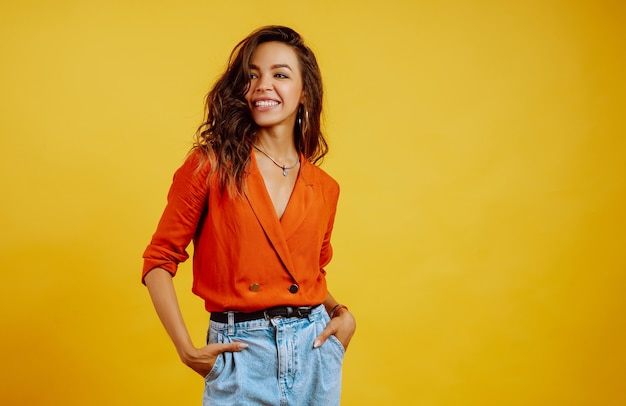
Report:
249,63,293,71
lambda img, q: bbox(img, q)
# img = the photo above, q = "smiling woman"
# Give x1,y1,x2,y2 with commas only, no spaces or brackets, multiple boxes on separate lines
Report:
141,26,355,406
245,42,304,133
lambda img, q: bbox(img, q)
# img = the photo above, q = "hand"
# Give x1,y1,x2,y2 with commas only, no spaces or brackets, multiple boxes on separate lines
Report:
180,342,248,377
313,309,356,350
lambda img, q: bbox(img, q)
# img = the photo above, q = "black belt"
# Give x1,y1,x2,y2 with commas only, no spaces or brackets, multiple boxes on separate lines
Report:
210,305,316,323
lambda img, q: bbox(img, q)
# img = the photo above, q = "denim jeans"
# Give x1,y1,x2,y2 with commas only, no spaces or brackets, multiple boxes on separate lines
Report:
203,304,344,406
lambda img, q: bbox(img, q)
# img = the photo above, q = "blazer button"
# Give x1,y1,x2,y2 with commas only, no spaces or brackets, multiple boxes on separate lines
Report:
249,283,260,292
289,284,299,294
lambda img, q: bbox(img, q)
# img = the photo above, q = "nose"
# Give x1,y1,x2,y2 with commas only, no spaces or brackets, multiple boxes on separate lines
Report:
256,84,272,92
255,76,272,92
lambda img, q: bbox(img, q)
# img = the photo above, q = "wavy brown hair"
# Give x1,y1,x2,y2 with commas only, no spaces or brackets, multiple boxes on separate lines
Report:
193,25,327,195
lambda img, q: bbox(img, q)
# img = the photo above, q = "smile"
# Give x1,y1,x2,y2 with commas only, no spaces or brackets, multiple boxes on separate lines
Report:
254,100,279,107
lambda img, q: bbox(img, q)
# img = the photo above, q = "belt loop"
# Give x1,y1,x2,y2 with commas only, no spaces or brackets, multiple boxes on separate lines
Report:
227,312,235,336
307,305,319,321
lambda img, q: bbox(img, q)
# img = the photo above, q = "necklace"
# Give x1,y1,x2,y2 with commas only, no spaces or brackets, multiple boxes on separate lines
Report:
253,144,300,176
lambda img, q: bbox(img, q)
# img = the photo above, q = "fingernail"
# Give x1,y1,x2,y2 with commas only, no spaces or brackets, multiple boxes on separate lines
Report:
313,339,322,348
239,343,249,349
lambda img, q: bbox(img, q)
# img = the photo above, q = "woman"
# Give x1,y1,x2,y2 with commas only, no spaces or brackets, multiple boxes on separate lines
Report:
142,25,356,405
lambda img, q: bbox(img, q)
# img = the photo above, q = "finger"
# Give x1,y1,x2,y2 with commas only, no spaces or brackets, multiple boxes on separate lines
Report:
213,342,249,353
313,325,336,349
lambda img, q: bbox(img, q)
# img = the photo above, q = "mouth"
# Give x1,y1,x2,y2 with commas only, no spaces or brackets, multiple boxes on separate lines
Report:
253,100,280,108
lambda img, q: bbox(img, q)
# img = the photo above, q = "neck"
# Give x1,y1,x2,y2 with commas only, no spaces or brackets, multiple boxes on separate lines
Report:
255,127,297,160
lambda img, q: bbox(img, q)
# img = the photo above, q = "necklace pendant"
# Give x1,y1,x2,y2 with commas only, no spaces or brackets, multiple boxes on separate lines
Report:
282,167,288,176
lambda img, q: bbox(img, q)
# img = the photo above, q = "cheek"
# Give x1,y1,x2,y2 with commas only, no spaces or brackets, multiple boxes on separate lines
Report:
243,83,254,102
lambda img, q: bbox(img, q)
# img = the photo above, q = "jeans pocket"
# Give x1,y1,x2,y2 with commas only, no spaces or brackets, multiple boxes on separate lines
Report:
204,330,227,382
327,334,346,357
204,353,225,381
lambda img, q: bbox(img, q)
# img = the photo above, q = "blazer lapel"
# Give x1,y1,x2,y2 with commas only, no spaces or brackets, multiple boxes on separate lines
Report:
280,157,314,239
245,152,299,278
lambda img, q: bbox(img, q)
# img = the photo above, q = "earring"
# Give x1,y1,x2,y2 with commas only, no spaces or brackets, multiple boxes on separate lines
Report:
303,108,309,139
297,105,302,129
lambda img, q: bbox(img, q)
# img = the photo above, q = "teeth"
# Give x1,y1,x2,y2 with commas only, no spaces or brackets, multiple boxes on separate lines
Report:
255,100,278,107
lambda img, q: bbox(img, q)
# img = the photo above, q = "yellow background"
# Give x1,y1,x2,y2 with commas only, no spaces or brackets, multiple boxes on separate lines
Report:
1,0,625,404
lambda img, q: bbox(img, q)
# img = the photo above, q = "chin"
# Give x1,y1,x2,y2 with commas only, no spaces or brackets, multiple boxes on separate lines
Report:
252,118,280,128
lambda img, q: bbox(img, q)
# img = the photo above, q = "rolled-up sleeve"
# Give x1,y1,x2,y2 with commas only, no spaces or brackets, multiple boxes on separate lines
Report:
142,151,211,283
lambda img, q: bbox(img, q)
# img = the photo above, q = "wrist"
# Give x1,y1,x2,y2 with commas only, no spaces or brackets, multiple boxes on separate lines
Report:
329,304,349,319
176,341,197,363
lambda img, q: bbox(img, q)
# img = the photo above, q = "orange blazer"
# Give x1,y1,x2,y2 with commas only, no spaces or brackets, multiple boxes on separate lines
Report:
142,150,340,312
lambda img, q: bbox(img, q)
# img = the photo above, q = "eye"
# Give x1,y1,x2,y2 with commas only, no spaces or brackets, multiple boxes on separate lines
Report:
275,73,288,79
249,72,258,79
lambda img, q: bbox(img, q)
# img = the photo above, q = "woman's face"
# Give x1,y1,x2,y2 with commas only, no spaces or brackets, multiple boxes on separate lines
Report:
245,41,304,131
